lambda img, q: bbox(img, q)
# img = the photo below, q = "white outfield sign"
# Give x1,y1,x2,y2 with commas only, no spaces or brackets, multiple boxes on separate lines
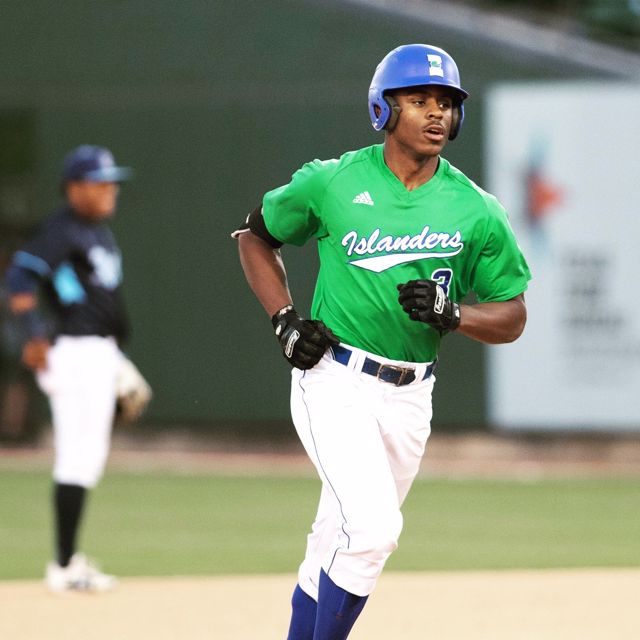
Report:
485,83,640,431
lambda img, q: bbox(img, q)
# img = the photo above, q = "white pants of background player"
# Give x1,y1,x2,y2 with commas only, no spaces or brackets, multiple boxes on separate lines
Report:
291,343,435,599
37,336,123,488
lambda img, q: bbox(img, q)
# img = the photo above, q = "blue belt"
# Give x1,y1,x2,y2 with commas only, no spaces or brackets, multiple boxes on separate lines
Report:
330,345,436,387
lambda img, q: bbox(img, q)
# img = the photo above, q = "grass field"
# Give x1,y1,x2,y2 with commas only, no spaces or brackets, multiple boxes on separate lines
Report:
2,468,639,580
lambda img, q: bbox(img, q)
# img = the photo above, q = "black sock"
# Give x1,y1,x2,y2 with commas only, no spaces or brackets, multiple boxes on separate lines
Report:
53,483,87,567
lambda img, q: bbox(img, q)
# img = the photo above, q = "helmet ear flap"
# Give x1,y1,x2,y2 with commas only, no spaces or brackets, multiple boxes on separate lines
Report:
383,95,402,131
448,102,464,140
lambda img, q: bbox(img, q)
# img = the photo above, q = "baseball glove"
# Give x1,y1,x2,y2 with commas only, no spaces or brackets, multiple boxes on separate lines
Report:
115,357,152,423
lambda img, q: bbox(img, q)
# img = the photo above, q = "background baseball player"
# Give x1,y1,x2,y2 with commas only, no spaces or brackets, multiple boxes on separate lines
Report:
235,44,531,639
5,144,150,592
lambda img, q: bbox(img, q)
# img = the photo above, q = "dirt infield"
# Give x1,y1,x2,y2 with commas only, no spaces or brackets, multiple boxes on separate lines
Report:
4,430,640,478
2,568,639,639
111,430,640,478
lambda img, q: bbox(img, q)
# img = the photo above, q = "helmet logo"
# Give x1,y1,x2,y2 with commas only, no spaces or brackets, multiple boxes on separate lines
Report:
427,54,444,77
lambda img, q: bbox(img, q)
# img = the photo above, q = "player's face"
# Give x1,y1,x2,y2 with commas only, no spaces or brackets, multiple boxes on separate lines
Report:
389,86,456,158
66,181,120,219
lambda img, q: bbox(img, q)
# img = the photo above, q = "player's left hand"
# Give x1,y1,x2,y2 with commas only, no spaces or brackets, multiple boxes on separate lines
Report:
397,279,461,332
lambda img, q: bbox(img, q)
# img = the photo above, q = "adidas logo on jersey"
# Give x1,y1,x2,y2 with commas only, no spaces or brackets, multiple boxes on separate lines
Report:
352,191,374,206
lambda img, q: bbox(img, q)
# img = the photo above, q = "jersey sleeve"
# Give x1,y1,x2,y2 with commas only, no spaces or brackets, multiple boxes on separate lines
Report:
471,198,532,303
14,217,73,276
261,159,334,246
6,218,70,295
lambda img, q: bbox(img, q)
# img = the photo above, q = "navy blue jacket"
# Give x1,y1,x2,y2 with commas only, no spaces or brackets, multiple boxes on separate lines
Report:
5,206,129,343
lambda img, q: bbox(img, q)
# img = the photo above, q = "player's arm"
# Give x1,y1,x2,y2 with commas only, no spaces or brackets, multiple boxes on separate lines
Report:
5,260,52,370
456,294,526,344
237,227,292,317
235,207,338,369
397,279,527,344
234,161,330,315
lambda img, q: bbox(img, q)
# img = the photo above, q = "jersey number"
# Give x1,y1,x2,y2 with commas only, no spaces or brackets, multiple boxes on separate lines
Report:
431,268,453,295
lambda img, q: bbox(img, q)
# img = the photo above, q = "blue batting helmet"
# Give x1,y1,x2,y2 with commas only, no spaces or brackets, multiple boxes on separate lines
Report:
368,44,469,139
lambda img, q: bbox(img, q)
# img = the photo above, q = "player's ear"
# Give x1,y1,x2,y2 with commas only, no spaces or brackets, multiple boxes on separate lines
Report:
64,181,77,200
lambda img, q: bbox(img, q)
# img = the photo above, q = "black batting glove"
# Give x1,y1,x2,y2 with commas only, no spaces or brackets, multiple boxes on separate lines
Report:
271,305,339,370
397,279,461,333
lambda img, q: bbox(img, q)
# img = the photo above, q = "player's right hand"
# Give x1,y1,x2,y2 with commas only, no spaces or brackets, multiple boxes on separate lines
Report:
21,337,51,371
271,305,339,370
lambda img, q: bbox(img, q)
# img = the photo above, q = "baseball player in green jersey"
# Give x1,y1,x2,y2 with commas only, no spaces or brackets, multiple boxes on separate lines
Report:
234,44,531,639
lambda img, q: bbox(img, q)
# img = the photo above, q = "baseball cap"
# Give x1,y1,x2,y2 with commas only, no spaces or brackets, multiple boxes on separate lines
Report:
62,145,132,183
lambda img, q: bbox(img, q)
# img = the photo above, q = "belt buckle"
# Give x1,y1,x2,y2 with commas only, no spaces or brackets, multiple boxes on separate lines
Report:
377,364,410,386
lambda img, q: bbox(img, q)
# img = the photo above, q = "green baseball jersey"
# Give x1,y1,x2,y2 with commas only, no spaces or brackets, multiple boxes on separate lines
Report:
262,144,531,362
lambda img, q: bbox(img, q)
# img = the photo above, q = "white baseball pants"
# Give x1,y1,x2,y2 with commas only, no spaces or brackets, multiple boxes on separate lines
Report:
37,336,123,488
291,343,434,599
